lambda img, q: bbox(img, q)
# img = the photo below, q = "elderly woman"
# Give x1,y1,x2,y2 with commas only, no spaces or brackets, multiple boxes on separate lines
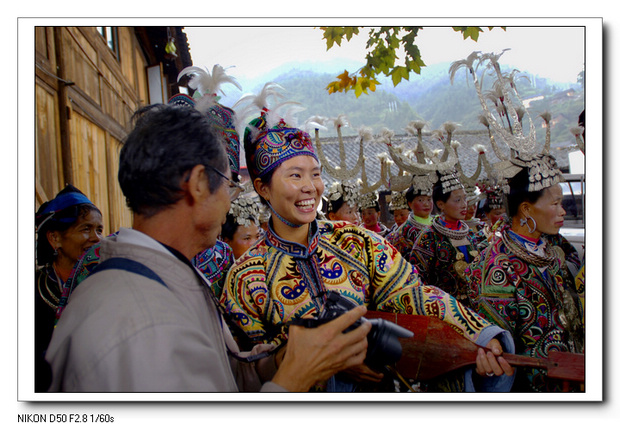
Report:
409,170,484,305
220,96,514,392
465,162,584,392
35,185,103,391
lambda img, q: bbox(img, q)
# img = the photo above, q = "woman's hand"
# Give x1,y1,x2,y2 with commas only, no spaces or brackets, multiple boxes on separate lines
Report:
271,305,372,392
475,338,515,378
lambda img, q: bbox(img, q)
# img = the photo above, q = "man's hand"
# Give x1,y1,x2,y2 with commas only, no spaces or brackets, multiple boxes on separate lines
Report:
272,305,372,392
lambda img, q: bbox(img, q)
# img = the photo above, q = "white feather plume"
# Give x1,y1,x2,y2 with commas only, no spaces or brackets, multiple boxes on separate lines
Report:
266,101,306,128
377,127,395,144
472,143,487,154
357,126,374,143
332,114,350,129
405,120,427,136
441,121,461,134
303,115,329,132
177,65,241,97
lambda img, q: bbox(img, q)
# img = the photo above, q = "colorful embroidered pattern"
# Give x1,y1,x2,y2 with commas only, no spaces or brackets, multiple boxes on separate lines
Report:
246,117,317,180
206,103,241,176
386,213,429,260
464,232,584,392
409,217,484,304
221,220,493,348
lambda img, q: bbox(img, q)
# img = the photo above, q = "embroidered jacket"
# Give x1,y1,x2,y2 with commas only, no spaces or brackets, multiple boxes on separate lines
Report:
464,230,584,392
221,219,497,349
386,213,431,260
408,216,484,304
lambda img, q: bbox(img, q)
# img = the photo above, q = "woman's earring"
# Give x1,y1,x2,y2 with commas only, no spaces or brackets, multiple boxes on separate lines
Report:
525,216,537,233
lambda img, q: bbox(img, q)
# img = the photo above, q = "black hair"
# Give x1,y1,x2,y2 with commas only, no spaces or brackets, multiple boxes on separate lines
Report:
405,185,428,203
328,197,347,215
220,213,240,241
118,104,228,217
361,204,380,213
35,185,102,266
432,180,452,209
506,167,545,218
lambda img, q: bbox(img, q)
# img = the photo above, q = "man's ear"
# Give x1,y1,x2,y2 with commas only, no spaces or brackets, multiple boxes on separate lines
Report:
253,178,269,203
185,164,209,204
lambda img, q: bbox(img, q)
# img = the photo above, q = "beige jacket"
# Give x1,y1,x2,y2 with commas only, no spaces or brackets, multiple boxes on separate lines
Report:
46,228,285,393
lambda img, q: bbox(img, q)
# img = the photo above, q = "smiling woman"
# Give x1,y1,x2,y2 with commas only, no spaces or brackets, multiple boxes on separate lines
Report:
220,83,517,393
35,185,103,391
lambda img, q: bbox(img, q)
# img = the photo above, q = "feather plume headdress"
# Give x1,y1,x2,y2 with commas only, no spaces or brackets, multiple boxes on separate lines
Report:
234,82,316,181
310,114,365,181
379,121,459,181
450,50,563,192
173,65,242,176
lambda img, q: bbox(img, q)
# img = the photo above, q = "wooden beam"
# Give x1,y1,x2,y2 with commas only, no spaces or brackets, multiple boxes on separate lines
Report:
54,27,73,186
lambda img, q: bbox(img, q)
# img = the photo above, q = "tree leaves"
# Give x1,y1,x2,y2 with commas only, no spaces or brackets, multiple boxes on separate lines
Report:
321,26,505,97
321,26,359,50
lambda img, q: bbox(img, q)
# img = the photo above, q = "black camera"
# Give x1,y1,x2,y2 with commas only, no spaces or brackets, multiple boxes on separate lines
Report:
289,292,413,371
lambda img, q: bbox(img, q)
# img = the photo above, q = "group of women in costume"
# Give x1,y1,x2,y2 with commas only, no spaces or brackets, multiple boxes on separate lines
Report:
36,60,584,394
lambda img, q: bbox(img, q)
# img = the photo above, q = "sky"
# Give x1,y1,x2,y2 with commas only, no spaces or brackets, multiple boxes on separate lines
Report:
183,24,585,92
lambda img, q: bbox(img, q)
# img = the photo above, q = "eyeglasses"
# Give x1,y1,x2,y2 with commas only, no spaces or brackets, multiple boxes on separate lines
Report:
204,163,244,200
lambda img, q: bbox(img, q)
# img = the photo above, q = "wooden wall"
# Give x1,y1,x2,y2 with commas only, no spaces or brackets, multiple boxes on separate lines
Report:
35,26,153,235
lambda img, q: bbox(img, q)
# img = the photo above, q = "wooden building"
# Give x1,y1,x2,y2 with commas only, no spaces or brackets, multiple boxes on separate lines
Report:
35,26,192,234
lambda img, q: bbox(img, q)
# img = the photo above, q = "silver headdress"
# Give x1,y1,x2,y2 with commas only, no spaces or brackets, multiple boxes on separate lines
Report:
479,182,505,210
409,173,435,197
359,191,380,211
450,50,563,192
377,121,461,196
389,190,409,211
228,193,262,228
437,167,465,195
325,179,362,212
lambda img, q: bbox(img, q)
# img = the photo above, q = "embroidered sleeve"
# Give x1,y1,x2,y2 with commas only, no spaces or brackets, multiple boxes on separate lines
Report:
221,247,277,345
408,228,436,284
362,230,493,344
464,240,519,335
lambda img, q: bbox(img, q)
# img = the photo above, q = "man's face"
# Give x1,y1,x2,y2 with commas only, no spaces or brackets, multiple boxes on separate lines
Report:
197,166,232,251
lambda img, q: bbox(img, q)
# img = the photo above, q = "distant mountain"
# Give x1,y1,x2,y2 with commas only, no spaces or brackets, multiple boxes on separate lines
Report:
217,60,583,143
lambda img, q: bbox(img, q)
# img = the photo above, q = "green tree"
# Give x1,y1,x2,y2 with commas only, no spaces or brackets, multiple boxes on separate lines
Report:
321,26,505,97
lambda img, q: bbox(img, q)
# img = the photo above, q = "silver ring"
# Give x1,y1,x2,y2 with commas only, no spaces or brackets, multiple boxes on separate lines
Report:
486,372,494,377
